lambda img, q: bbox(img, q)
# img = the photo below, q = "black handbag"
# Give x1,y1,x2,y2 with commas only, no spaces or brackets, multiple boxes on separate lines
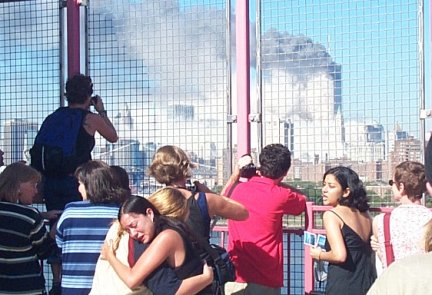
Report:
195,235,236,295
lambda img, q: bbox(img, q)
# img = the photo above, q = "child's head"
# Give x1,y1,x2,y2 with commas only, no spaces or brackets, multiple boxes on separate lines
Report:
322,166,369,212
75,160,128,204
147,145,196,185
392,161,425,201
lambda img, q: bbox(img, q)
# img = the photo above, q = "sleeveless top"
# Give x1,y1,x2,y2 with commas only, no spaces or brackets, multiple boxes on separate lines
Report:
75,110,95,165
325,211,376,295
130,223,212,295
186,192,211,241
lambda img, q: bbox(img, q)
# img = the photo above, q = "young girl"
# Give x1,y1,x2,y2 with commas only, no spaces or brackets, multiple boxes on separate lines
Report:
310,166,376,295
101,190,213,295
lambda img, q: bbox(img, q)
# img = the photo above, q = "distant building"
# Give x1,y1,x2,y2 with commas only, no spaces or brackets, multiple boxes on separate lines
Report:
345,121,386,162
2,119,38,164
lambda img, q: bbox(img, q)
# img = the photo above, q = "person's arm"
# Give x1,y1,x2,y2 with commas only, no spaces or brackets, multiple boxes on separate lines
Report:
206,192,248,220
40,210,63,221
371,215,383,262
175,263,213,295
310,211,347,263
220,167,240,196
101,229,182,289
280,185,308,216
87,96,118,143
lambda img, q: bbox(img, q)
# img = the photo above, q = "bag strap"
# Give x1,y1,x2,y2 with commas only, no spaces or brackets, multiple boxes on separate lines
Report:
383,212,395,266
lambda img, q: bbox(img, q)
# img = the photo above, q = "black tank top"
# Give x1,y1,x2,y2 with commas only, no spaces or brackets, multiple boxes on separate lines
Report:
75,111,95,164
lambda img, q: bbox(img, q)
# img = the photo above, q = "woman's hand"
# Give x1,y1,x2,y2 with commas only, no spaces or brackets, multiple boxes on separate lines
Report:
370,235,380,253
41,210,63,220
310,246,323,260
100,239,114,261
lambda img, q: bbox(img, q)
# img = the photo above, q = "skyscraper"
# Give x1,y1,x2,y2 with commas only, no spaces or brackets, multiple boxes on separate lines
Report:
2,119,38,164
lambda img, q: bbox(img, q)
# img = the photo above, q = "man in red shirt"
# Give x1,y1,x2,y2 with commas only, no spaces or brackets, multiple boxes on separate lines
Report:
225,144,307,295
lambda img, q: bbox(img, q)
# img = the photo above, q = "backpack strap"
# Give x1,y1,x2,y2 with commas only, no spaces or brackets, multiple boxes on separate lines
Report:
196,192,210,222
383,212,395,266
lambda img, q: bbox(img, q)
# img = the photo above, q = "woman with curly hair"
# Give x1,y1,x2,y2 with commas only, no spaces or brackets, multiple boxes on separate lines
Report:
148,145,248,243
310,166,376,295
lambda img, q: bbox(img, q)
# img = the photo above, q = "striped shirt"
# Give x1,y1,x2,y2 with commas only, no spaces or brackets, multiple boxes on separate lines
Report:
56,201,119,295
0,201,55,295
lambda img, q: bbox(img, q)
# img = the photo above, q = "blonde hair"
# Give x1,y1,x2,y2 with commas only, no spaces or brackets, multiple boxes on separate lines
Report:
0,163,41,203
147,145,196,185
148,187,189,221
424,219,432,252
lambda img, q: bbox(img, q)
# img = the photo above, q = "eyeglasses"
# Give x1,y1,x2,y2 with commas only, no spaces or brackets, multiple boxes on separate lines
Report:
388,180,395,186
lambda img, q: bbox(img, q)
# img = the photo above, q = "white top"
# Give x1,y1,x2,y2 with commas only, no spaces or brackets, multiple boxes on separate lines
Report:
375,204,432,269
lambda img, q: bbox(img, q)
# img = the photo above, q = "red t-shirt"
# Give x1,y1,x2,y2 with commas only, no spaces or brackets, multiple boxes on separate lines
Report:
227,176,306,288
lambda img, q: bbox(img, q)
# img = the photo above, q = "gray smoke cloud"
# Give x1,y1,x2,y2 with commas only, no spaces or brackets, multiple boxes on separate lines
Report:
260,29,337,81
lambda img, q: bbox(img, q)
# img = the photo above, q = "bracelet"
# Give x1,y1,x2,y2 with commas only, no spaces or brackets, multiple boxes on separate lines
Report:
318,251,322,261
98,110,107,116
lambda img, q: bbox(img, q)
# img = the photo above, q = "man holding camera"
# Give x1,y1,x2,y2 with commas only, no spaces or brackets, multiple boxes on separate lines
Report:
30,73,118,294
224,144,307,295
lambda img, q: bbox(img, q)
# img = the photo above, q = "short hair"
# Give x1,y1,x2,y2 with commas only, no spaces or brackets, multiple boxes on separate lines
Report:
75,160,128,205
147,145,196,185
0,163,41,202
323,166,370,212
258,144,291,179
110,165,131,194
148,187,189,221
65,74,93,104
394,161,426,201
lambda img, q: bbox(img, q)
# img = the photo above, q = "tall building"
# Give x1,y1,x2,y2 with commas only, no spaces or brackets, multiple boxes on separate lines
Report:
345,121,386,162
2,119,38,164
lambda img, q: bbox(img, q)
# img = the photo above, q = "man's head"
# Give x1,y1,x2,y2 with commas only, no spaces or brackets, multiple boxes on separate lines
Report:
258,144,291,180
65,74,93,105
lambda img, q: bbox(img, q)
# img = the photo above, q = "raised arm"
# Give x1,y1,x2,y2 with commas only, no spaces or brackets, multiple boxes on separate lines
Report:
85,96,118,143
206,192,248,220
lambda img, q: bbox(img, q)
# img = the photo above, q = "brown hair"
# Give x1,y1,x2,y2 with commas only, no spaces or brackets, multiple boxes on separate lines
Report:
147,145,196,185
75,160,129,204
393,161,426,201
0,163,41,203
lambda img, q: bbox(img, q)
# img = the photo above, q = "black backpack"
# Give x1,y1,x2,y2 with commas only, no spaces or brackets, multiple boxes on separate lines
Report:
30,107,86,176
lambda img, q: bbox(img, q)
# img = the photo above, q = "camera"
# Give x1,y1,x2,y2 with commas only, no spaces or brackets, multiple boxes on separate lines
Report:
186,179,197,193
91,95,98,105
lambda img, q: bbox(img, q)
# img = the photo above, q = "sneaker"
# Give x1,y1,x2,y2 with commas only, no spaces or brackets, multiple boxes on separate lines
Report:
48,283,61,295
